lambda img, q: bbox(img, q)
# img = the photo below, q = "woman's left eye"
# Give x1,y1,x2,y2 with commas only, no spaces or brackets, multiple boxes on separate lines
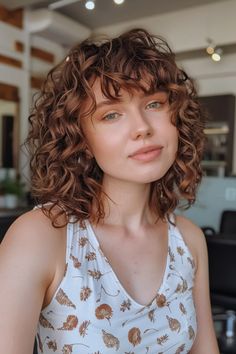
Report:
146,101,161,109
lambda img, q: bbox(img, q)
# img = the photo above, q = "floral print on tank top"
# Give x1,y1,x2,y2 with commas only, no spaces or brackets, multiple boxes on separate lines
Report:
36,215,197,354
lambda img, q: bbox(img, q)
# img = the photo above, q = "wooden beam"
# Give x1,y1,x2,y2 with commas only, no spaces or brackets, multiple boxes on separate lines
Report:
0,54,22,68
0,83,19,101
15,41,24,53
0,5,23,29
31,76,45,90
31,47,55,64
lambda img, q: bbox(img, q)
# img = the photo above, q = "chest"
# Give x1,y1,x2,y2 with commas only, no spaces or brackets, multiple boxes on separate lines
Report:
92,224,169,306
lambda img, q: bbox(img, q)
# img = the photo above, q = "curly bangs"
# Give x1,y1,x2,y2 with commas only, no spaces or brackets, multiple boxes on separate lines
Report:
26,28,205,227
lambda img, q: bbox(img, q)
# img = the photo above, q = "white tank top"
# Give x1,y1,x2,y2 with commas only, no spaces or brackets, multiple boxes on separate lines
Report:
36,216,197,353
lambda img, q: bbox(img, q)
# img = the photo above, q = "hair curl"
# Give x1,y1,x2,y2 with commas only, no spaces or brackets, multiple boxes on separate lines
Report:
26,28,205,227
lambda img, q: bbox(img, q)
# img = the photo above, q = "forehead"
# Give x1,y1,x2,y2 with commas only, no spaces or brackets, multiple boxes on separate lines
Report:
90,76,156,103
92,79,107,102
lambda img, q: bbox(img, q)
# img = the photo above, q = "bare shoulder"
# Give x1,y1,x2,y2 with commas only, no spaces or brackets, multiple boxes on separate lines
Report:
175,214,207,269
0,209,67,353
175,214,204,238
0,208,66,285
1,207,65,249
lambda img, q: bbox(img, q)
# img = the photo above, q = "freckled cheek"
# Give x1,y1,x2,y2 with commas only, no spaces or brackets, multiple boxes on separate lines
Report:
89,139,119,167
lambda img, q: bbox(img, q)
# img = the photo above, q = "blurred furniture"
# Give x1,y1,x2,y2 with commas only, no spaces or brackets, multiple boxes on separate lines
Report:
206,236,236,353
201,209,236,239
220,210,236,235
198,94,235,177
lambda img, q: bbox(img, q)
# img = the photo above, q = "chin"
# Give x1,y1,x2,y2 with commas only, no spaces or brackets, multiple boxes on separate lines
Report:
134,174,167,184
139,167,172,183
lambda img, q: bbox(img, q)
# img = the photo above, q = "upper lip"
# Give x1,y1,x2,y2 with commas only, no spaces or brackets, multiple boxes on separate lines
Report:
129,145,163,157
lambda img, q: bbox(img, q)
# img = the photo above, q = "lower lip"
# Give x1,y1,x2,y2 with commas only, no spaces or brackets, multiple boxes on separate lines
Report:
130,148,163,162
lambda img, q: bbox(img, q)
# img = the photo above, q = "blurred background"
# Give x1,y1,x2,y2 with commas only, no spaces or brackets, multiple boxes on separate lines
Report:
0,1,236,352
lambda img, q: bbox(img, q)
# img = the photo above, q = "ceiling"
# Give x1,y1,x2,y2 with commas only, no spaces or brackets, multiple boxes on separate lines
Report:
0,0,230,29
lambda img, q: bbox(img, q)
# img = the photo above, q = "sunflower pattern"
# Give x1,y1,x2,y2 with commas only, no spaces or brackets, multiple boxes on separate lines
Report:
36,214,197,353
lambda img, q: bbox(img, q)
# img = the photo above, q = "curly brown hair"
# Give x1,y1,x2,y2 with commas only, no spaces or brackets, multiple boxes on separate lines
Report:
26,28,205,227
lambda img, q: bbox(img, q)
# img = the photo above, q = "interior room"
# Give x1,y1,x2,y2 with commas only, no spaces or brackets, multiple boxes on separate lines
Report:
0,0,236,353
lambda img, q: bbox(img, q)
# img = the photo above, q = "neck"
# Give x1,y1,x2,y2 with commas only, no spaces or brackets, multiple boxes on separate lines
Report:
98,175,156,229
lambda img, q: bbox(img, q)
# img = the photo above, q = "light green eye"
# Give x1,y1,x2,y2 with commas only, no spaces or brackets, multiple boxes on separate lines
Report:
103,112,120,121
146,101,161,109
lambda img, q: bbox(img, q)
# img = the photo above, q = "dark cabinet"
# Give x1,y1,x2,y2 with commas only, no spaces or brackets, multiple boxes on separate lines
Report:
198,94,235,176
0,215,18,242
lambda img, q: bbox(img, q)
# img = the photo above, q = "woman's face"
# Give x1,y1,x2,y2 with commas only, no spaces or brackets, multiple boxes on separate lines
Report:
81,80,178,185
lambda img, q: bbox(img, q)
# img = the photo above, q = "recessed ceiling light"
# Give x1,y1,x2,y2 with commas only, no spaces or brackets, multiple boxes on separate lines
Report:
206,45,215,55
114,0,125,4
85,0,95,10
212,48,223,62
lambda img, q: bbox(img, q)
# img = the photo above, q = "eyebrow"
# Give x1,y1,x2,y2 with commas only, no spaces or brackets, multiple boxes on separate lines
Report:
95,99,122,111
95,91,167,111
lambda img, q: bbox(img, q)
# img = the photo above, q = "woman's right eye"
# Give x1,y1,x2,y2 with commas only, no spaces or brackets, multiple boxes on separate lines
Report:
102,112,120,121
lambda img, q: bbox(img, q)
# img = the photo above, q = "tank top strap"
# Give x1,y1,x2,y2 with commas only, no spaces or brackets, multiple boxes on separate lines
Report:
167,213,195,273
65,221,74,264
167,213,186,248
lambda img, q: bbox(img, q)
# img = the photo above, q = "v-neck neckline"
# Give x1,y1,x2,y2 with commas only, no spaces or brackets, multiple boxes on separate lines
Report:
85,219,171,308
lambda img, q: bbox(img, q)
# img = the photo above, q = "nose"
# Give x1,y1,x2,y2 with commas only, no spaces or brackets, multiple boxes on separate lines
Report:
130,110,153,140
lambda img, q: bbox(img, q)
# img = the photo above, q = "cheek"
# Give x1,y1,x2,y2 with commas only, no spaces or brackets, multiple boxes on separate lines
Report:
87,138,114,170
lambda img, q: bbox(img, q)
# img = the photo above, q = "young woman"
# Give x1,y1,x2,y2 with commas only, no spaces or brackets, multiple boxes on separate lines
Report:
0,28,219,354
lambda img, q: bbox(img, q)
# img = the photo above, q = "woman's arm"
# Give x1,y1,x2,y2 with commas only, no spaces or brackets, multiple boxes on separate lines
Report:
0,210,61,354
176,216,220,354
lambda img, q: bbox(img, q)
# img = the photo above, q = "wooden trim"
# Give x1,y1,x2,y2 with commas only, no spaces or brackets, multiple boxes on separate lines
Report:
15,41,24,53
0,83,19,102
31,76,45,90
31,47,55,64
0,54,22,68
0,5,23,29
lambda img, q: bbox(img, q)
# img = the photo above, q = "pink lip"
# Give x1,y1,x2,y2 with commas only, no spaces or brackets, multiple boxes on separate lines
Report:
129,145,163,162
